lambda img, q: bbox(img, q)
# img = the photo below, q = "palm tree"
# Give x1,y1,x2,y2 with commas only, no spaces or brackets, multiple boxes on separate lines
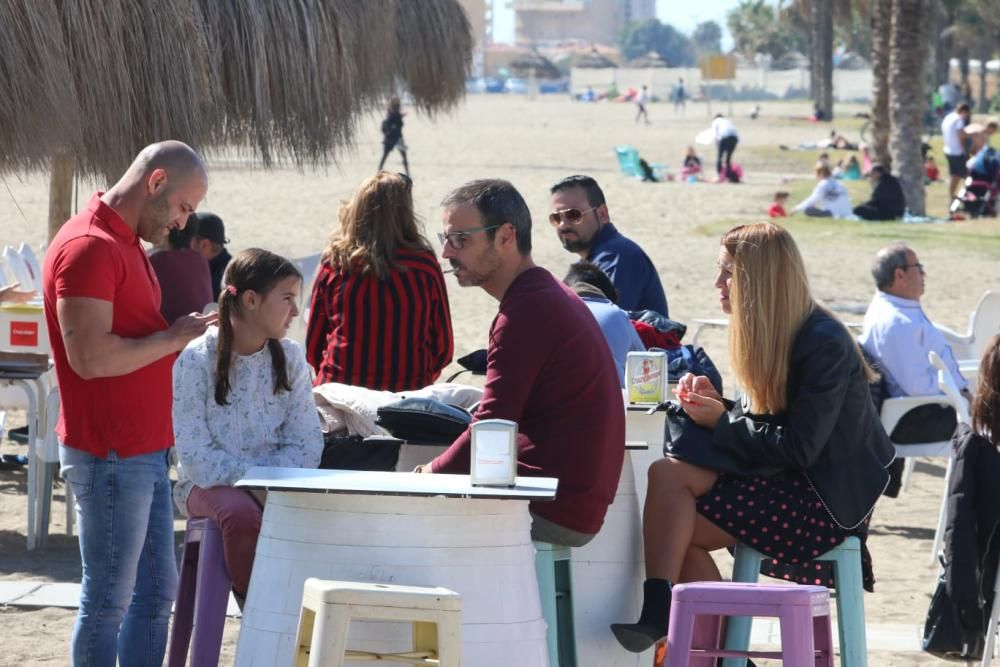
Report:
810,1,835,120
889,0,926,216
870,0,892,169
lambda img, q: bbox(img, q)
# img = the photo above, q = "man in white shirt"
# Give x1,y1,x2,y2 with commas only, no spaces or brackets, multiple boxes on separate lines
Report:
711,114,739,181
791,162,853,218
860,243,970,441
635,85,650,125
941,102,971,201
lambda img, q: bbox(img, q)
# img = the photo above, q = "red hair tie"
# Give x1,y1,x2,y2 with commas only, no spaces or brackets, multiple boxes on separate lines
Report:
226,285,237,296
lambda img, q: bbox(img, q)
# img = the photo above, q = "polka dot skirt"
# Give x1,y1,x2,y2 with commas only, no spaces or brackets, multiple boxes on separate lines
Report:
698,471,875,592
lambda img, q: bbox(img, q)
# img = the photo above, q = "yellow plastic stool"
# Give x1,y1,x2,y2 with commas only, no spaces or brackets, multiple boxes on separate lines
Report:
293,578,462,666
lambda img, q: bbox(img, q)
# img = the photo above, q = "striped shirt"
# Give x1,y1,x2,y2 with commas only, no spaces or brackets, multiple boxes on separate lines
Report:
305,248,454,391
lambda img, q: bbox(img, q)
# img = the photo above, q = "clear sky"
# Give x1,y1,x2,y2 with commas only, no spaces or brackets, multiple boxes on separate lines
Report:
491,0,750,49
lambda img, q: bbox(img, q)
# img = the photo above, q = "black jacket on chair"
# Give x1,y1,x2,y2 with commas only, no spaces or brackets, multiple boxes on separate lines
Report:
944,424,1000,636
710,308,896,529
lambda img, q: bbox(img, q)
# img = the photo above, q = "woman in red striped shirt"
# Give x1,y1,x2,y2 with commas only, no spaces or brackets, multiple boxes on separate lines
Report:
306,172,454,391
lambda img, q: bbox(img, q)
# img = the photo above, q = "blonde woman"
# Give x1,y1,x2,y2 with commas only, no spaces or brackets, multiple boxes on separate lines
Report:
305,171,453,391
612,222,895,652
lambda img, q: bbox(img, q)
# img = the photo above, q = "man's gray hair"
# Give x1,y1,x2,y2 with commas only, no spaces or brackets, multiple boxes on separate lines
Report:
441,179,532,254
871,242,911,290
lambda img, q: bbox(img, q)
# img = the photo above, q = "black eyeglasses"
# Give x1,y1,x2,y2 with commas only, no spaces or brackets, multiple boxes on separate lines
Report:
437,225,501,249
903,262,925,274
548,207,597,227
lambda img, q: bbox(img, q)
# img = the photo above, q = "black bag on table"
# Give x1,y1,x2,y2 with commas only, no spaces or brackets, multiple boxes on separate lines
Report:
319,431,401,471
375,397,472,445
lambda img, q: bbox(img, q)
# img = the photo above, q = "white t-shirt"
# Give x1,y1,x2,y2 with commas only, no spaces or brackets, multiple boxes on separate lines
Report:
636,88,647,105
712,117,738,141
941,111,966,156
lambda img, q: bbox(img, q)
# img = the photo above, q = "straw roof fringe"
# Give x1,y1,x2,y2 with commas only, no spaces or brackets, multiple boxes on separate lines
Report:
0,0,472,181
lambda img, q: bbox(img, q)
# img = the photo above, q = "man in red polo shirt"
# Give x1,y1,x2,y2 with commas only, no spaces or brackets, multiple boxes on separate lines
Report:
43,141,215,666
422,179,625,548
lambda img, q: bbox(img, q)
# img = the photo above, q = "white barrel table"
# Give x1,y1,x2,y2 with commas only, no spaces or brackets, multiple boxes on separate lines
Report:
233,467,556,667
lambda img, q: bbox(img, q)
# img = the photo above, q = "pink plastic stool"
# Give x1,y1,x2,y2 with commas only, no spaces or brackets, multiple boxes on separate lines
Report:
168,517,232,667
664,582,834,667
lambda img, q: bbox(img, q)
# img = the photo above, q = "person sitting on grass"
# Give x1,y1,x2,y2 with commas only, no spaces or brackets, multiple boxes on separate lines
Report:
173,248,324,607
680,146,702,181
791,163,853,218
853,164,905,221
610,222,894,653
768,191,789,218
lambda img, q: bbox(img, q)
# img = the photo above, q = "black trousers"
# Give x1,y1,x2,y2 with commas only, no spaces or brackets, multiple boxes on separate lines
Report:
853,203,888,221
717,135,738,174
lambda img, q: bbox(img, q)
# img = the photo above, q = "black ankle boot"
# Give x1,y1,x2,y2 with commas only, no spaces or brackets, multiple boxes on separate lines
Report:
610,578,672,653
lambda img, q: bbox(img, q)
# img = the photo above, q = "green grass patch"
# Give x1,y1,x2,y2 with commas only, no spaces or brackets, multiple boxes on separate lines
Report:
692,213,1000,258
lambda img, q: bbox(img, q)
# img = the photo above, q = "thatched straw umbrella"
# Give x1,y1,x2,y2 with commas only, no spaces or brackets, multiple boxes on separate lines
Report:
509,51,563,80
572,49,619,69
629,51,670,69
0,0,472,238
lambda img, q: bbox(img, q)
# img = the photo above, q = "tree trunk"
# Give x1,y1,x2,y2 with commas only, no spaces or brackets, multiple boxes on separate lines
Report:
976,47,990,113
871,0,892,169
48,154,74,242
810,1,834,120
889,0,926,216
929,2,951,87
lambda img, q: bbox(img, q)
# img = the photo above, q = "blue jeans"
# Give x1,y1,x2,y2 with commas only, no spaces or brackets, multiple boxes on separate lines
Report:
61,445,178,667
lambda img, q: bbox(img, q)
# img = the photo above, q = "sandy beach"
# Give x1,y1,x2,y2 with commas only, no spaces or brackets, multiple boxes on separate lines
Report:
1,95,995,665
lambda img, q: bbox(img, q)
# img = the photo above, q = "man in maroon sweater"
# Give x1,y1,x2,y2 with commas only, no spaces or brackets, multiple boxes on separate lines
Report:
422,178,625,547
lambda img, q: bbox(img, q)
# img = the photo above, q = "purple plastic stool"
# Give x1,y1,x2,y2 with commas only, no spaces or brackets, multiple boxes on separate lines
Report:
168,517,232,667
665,582,834,667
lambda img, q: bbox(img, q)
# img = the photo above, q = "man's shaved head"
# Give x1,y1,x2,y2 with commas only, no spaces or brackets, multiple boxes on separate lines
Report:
129,140,207,183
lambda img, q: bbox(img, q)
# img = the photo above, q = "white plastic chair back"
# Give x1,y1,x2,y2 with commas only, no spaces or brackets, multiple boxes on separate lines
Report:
930,351,970,425
984,566,1000,667
41,386,60,463
971,291,1000,360
17,243,43,291
2,246,31,290
293,253,322,298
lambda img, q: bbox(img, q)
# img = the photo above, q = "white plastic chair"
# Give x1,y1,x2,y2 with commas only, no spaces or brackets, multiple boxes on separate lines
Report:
936,291,1000,362
984,565,1000,667
2,246,32,291
880,351,969,565
17,243,43,291
287,253,322,346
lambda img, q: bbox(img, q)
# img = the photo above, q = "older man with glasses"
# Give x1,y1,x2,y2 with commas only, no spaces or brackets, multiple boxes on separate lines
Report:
549,174,669,316
421,178,625,549
860,243,971,446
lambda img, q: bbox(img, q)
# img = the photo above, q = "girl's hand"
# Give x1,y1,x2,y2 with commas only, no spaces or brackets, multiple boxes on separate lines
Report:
678,391,726,428
676,374,720,403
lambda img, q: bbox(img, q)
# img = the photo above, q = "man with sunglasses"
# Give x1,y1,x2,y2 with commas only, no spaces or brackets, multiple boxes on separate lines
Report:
423,178,625,548
549,175,669,316
860,243,971,442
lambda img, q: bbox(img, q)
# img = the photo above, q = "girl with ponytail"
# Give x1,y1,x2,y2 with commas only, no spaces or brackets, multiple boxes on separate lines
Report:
172,248,323,603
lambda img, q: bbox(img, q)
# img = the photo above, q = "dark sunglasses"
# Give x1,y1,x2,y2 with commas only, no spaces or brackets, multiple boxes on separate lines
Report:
548,206,597,227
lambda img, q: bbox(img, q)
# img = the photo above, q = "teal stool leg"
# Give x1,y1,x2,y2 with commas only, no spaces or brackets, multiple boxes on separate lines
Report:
722,544,764,667
534,542,576,667
821,537,868,667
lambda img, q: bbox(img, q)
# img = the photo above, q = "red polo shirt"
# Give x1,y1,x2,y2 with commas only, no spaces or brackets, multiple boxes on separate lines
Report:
43,193,175,458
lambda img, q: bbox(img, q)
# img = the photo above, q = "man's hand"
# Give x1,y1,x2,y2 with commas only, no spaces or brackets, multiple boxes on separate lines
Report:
0,282,35,304
414,463,434,474
168,312,218,351
678,391,726,429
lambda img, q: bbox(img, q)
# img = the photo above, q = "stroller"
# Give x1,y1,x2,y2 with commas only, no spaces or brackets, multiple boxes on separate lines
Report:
950,147,999,218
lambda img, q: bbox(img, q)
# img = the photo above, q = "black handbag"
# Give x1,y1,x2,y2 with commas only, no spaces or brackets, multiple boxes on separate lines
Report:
319,431,402,471
661,402,782,477
375,397,472,444
922,569,985,661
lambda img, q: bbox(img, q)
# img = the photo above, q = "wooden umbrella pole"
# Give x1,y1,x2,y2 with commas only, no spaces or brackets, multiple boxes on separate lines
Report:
47,154,73,242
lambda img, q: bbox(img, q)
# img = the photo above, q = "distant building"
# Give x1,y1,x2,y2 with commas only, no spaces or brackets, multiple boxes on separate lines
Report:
510,0,655,46
457,0,489,76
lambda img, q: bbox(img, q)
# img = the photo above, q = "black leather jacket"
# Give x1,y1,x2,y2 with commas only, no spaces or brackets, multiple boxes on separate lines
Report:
711,307,895,529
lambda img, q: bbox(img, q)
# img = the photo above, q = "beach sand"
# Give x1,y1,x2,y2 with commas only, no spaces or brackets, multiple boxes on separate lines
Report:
1,95,993,665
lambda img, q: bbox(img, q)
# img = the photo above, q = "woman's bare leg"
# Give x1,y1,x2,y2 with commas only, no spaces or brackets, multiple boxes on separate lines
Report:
642,457,719,581
678,514,738,583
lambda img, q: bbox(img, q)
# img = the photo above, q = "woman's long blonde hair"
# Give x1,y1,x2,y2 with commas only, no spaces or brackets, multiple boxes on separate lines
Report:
322,171,431,279
723,222,873,414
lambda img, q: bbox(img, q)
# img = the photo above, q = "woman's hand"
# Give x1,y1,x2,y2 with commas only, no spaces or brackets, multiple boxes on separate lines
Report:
679,391,726,428
676,374,721,403
0,282,35,304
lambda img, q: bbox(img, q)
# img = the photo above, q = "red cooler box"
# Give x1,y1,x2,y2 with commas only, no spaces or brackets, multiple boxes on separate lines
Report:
0,304,49,355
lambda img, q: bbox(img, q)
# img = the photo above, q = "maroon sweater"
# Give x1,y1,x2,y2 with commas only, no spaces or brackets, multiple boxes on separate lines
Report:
431,268,625,534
